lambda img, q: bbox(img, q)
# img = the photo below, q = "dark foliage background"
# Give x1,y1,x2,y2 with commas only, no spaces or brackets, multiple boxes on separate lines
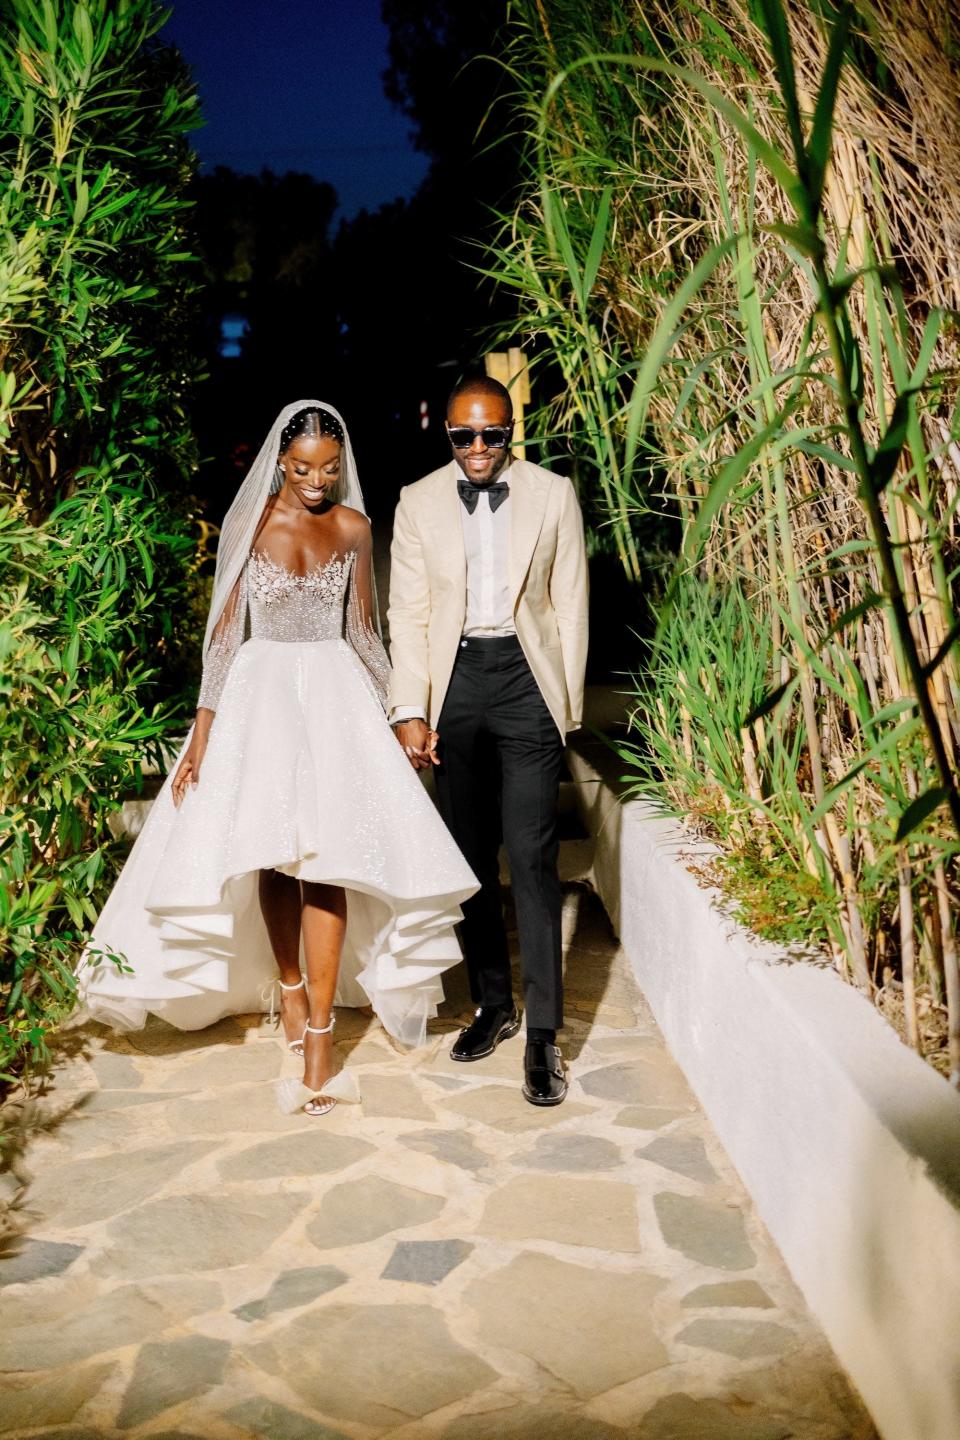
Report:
187,0,519,523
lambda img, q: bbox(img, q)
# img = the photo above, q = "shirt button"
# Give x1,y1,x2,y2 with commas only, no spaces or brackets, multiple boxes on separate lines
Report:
460,640,468,648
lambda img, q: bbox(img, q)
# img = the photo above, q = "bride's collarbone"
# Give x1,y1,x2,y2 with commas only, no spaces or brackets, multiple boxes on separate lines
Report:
258,506,354,576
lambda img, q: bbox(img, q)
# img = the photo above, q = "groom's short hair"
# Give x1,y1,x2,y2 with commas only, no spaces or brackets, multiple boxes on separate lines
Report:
446,374,513,419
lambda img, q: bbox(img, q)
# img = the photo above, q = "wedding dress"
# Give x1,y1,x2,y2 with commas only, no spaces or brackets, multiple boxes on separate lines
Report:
80,402,478,1048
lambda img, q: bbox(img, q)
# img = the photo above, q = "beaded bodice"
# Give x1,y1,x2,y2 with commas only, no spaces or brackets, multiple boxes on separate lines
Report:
197,543,391,714
247,549,355,643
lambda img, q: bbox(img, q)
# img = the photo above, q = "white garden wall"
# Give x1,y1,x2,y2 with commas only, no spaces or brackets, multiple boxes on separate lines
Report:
569,727,960,1440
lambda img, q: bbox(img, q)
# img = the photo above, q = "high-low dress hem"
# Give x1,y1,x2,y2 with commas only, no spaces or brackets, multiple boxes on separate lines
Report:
81,610,478,1049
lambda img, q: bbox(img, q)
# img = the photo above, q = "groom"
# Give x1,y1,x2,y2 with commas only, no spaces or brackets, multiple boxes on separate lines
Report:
388,375,588,1104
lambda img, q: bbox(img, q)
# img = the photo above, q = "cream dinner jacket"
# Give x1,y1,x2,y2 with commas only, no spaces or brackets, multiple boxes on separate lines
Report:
387,458,589,737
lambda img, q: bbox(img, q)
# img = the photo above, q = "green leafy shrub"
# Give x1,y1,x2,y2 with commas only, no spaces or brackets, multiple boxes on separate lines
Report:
0,0,202,1086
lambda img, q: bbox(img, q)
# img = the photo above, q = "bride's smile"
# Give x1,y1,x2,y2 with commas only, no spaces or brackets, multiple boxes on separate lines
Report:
278,432,342,510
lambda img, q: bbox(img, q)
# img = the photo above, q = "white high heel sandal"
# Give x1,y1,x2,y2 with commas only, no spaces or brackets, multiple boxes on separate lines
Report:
263,976,308,1056
302,1016,338,1117
274,1012,361,1116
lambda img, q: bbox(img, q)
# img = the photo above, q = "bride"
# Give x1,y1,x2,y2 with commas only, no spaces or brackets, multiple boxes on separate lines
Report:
81,400,478,1115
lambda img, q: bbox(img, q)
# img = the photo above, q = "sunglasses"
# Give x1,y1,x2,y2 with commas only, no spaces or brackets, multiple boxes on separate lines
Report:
446,423,514,450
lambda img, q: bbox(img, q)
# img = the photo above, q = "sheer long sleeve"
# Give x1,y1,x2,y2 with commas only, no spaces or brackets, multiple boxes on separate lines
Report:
197,565,248,713
345,529,391,711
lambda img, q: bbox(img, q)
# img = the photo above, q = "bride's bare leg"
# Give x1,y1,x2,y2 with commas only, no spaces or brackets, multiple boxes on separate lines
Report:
258,868,309,1044
300,881,347,1093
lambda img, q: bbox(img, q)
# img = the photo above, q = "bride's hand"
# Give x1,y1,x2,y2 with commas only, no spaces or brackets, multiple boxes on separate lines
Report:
393,719,439,771
172,722,211,807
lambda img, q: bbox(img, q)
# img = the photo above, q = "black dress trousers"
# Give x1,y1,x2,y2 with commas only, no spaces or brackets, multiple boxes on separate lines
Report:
434,634,565,1030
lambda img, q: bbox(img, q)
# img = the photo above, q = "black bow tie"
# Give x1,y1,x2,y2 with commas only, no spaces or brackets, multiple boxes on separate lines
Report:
457,478,509,515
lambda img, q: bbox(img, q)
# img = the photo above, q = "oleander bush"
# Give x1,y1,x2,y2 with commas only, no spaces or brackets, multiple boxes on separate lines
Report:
0,0,202,1086
489,0,960,1080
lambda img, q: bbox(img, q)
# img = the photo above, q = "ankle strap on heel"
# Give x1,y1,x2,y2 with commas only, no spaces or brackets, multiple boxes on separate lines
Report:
278,977,306,992
304,1015,336,1036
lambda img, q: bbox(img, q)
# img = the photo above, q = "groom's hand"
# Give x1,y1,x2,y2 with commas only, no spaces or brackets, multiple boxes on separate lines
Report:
393,719,438,771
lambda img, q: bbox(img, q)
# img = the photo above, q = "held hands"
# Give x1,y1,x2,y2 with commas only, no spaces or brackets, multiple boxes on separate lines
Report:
172,714,213,807
393,718,439,771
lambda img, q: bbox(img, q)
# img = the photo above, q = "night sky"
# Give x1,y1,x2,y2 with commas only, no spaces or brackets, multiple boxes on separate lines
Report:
165,0,430,219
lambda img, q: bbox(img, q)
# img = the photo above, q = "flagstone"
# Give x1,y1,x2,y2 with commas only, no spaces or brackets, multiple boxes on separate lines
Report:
224,1397,351,1439
478,1173,640,1252
234,1265,348,1321
306,1175,446,1249
335,1032,397,1066
654,1192,757,1271
4,888,871,1440
442,1407,625,1439
15,1432,104,1440
217,1130,374,1181
81,1089,178,1111
101,1191,308,1277
247,1303,496,1427
613,1105,688,1130
465,1251,667,1397
0,1238,84,1286
566,1000,639,1028
0,1362,115,1429
399,1127,492,1173
26,1140,209,1228
117,1334,230,1428
586,1033,661,1059
677,1317,796,1359
424,1072,471,1090
579,1058,697,1110
87,1050,144,1088
521,1132,623,1172
638,1133,719,1183
176,1080,312,1134
681,1280,775,1308
124,1016,244,1055
440,1084,595,1132
638,1392,794,1439
358,1071,437,1120
48,1103,171,1157
381,1238,473,1285
424,1032,528,1082
158,1042,282,1090
0,1278,221,1369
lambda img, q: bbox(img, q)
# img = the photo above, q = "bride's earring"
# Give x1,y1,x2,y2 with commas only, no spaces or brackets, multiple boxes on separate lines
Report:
271,462,284,495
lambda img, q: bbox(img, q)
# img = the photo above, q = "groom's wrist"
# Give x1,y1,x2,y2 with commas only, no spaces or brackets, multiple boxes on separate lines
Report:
389,705,427,726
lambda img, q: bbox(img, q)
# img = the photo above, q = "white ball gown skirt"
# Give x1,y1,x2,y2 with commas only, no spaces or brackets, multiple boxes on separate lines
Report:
81,635,478,1049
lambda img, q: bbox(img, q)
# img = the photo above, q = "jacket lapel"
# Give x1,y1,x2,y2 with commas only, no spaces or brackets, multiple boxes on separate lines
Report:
427,461,467,594
508,459,550,602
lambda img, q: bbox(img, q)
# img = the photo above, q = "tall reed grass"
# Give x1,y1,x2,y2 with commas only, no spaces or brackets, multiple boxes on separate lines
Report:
489,0,960,1080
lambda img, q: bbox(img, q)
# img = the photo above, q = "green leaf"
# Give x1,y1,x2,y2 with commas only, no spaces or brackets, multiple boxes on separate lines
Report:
581,186,612,301
820,592,884,642
760,221,822,258
805,4,852,212
922,619,960,679
869,388,916,495
741,675,798,727
682,412,786,562
754,0,805,167
623,236,739,476
895,787,950,842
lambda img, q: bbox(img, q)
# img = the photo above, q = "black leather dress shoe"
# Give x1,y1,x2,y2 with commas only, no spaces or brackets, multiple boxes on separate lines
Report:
523,1040,568,1106
451,1004,521,1061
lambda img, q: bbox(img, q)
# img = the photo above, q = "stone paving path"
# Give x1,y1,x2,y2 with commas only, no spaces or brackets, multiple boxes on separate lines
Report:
1,883,874,1440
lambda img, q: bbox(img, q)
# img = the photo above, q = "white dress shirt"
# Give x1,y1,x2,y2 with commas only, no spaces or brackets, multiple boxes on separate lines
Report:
462,468,514,636
390,466,513,725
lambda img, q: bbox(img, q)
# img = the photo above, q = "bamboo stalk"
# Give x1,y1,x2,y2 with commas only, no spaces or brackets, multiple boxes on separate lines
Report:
897,849,921,1051
934,861,960,1087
